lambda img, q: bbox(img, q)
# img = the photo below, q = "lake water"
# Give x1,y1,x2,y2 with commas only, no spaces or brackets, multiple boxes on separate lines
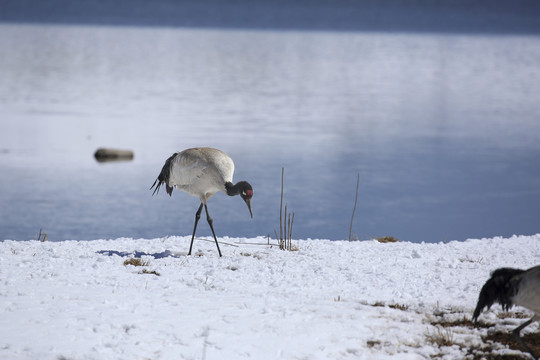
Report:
1,13,540,242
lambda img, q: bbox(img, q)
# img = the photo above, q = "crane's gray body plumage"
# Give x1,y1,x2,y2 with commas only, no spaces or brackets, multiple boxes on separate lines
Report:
513,266,540,317
152,147,234,202
473,265,540,359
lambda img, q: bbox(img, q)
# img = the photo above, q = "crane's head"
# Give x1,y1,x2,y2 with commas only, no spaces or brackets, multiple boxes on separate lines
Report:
237,181,253,218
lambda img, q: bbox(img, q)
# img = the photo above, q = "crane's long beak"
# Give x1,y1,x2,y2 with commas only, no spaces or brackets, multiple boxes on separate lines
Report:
244,198,253,218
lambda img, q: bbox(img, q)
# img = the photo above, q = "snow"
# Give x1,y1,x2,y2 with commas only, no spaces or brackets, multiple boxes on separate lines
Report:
1,234,539,359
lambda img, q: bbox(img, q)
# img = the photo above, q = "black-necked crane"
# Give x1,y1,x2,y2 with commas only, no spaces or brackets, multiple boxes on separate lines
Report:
150,147,253,257
472,265,540,360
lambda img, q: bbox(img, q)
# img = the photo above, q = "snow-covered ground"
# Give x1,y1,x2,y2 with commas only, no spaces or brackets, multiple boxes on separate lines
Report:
1,234,539,359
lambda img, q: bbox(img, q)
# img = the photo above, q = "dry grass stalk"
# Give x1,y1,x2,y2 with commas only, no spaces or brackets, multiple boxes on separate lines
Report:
388,303,409,311
497,311,531,319
275,168,296,251
426,326,455,347
366,340,381,348
123,258,159,275
37,229,48,242
377,236,399,243
140,268,160,276
459,256,484,264
123,258,151,267
349,173,360,241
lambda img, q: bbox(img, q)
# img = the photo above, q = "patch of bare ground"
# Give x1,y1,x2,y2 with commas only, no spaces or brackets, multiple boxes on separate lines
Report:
480,332,540,360
429,314,539,360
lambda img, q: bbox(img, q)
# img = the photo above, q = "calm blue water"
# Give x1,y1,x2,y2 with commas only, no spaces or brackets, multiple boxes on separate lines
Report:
1,2,540,242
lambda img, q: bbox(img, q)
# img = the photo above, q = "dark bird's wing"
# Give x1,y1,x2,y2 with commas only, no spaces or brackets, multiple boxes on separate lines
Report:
473,267,525,322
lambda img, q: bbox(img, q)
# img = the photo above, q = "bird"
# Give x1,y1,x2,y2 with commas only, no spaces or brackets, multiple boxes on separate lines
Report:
150,147,253,257
472,265,540,360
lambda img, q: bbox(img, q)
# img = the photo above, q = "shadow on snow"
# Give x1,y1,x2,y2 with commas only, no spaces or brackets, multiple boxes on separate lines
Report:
96,249,185,258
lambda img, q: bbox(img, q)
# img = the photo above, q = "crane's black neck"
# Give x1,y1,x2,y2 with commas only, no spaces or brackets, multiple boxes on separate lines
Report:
225,181,252,197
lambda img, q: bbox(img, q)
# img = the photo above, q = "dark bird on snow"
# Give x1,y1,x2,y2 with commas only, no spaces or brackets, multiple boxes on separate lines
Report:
151,147,253,257
473,265,540,360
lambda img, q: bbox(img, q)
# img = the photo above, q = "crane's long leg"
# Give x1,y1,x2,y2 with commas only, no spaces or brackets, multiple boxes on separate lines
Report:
188,203,204,256
204,204,222,257
512,318,537,360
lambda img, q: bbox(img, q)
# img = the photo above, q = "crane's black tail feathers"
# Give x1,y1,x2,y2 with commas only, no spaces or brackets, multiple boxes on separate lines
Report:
150,153,177,197
472,267,525,323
